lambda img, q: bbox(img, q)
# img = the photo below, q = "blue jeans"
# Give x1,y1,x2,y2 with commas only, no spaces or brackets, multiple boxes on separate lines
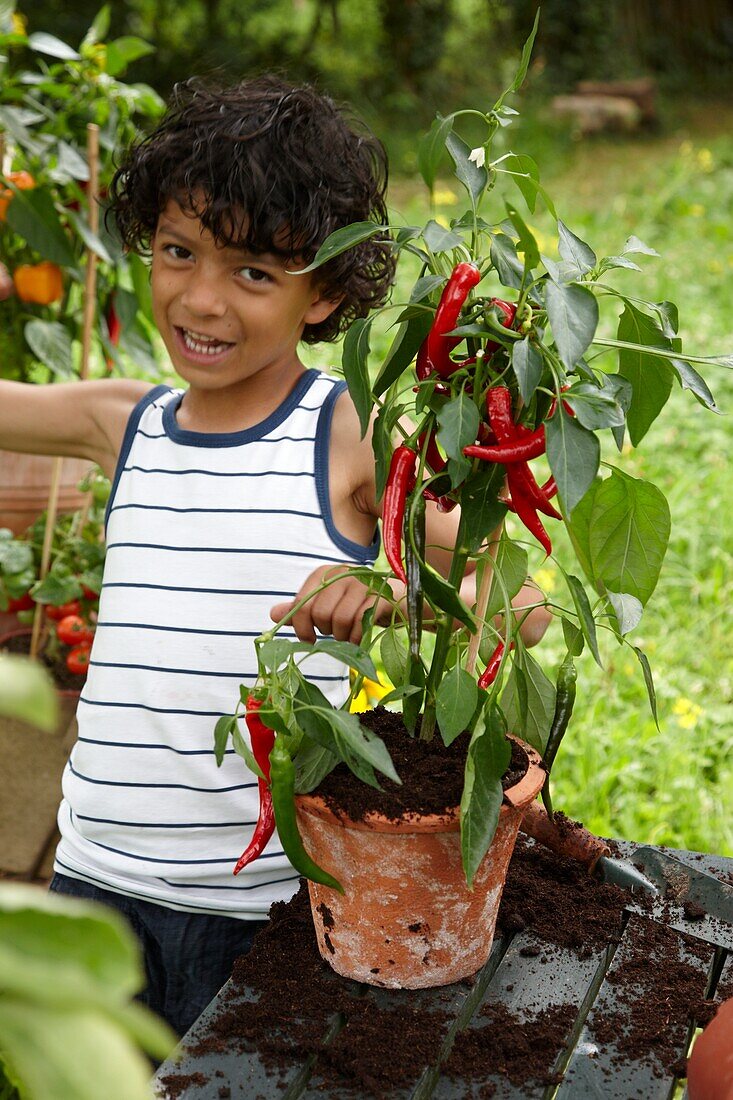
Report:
49,873,267,1037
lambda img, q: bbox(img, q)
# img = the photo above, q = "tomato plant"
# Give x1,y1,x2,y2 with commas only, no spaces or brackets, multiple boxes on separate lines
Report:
56,614,94,646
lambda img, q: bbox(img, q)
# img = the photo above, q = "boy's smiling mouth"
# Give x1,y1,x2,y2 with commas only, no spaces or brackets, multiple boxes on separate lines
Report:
173,325,236,363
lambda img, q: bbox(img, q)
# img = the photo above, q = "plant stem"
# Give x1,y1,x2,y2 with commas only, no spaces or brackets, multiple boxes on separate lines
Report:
419,511,472,741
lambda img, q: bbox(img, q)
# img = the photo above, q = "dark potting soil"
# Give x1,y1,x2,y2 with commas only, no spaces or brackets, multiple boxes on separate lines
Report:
158,836,729,1100
2,629,85,692
314,707,528,822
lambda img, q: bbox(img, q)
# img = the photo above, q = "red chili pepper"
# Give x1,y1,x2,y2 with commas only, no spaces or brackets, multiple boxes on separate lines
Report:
233,697,276,875
425,263,481,378
541,476,558,500
485,299,517,357
463,425,546,464
478,640,515,690
484,387,554,553
383,446,418,585
418,430,446,475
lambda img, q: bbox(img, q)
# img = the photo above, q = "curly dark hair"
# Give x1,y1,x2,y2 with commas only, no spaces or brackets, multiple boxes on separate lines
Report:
107,75,395,344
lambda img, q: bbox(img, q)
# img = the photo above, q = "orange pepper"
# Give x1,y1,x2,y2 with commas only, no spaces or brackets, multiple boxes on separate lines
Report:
0,171,35,221
13,261,64,305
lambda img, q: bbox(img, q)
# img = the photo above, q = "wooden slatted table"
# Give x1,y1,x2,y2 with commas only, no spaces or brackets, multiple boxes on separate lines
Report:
152,841,733,1099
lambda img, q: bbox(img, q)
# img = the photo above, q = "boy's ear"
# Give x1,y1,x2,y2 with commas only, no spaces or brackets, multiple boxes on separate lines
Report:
304,291,343,326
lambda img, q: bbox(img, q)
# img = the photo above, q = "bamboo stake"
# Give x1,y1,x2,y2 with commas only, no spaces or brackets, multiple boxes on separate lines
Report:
80,123,100,382
29,457,62,659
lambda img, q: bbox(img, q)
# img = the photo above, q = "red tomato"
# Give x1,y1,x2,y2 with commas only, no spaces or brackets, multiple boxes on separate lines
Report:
6,592,34,613
56,615,95,646
66,643,92,676
46,600,81,621
687,997,733,1099
81,585,99,601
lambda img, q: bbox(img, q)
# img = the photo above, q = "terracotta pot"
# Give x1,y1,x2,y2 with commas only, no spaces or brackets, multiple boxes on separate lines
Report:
0,449,93,535
295,737,545,989
687,997,733,1100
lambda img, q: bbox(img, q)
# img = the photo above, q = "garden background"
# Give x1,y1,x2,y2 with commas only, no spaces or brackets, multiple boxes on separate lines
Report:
10,0,733,856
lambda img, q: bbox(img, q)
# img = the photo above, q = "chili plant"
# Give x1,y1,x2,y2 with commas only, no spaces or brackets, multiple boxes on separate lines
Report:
217,17,731,886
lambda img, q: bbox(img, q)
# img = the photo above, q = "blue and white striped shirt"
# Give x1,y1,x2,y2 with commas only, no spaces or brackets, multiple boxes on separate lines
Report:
55,370,378,917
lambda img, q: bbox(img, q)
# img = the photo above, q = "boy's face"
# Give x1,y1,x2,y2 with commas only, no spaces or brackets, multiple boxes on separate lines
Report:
150,200,338,392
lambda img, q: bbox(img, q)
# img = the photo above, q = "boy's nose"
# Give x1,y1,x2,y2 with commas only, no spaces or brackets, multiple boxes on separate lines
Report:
179,273,227,318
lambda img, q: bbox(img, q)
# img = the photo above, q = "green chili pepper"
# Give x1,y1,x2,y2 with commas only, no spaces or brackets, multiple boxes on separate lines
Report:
269,738,344,893
541,653,577,820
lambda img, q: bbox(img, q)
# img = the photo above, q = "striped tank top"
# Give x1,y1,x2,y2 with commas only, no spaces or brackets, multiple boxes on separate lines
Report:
55,369,379,918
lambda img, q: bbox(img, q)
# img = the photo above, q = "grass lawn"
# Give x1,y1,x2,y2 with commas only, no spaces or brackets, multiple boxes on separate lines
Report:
304,101,733,856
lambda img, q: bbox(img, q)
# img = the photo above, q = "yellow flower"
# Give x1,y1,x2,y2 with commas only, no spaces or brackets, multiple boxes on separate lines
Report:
433,188,458,206
534,567,556,594
363,675,392,701
672,697,704,729
11,12,26,34
689,203,705,218
349,689,369,713
696,148,714,172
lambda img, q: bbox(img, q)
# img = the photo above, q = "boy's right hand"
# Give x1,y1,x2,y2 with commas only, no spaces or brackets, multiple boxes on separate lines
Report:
0,262,14,301
270,564,395,646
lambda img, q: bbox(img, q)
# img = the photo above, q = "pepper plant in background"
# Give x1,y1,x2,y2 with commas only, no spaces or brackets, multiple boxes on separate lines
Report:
217,16,731,888
0,3,164,382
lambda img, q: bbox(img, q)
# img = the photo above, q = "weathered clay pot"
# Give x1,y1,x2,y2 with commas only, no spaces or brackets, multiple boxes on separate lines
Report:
295,737,544,989
0,450,92,535
687,997,733,1099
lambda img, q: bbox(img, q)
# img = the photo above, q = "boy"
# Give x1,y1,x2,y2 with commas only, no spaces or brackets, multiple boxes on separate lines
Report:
0,76,548,1034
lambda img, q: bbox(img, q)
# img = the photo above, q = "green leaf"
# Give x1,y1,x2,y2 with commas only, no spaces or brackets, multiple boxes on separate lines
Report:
501,650,556,752
545,281,599,369
617,304,674,444
65,208,114,264
417,113,454,192
295,221,388,274
420,559,477,630
504,202,540,270
423,219,463,253
460,464,507,556
54,141,89,183
492,9,540,109
567,468,670,606
623,235,659,257
511,337,543,404
485,536,529,621
104,36,155,77
563,382,625,431
460,707,511,887
436,393,480,465
380,630,408,690
127,254,153,323
27,31,80,59
669,358,719,413
24,322,74,378
634,646,659,728
83,6,111,46
545,405,600,514
6,187,77,268
294,741,338,794
0,656,57,731
563,572,602,666
557,219,597,276
446,130,488,211
213,714,236,767
301,639,377,681
295,681,399,785
501,153,542,215
341,317,373,439
490,232,524,290
231,727,265,781
374,311,432,398
561,618,584,657
599,255,642,274
606,591,643,636
436,665,478,746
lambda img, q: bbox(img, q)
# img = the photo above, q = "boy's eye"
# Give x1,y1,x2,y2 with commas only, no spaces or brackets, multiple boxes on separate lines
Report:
238,266,270,284
163,244,192,261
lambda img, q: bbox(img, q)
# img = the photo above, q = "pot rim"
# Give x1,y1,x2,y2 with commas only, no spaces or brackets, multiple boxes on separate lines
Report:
0,625,83,699
295,735,545,834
